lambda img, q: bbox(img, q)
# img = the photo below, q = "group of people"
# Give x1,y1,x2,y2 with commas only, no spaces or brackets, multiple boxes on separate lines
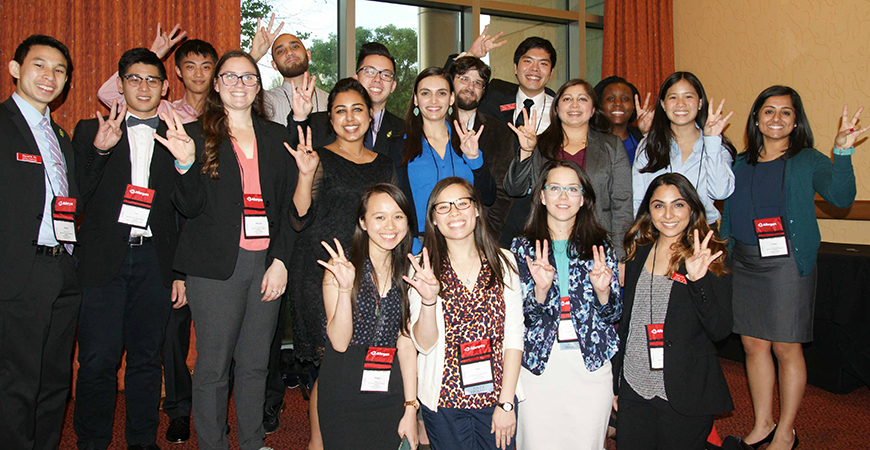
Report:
1,13,867,450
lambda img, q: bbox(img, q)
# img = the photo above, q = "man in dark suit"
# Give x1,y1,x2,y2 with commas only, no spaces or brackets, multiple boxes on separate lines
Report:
72,48,183,450
0,34,81,450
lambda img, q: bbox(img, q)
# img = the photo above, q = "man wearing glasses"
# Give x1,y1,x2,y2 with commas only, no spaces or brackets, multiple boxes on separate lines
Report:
72,48,183,450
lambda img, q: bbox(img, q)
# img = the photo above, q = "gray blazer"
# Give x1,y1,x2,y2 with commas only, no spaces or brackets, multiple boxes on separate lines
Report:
503,128,633,259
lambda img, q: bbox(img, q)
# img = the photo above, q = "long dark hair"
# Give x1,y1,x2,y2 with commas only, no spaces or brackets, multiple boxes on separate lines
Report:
624,173,727,276
200,51,266,179
400,67,460,167
521,160,609,259
421,177,516,290
349,184,414,334
744,85,813,165
538,79,611,161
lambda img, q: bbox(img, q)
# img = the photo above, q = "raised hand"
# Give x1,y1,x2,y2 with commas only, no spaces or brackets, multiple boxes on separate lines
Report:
284,126,320,177
703,98,734,137
317,238,356,291
634,93,654,134
150,23,187,59
834,104,870,149
526,239,555,302
685,229,724,281
506,108,538,153
153,110,195,166
589,245,613,300
290,72,317,121
249,13,285,61
454,120,484,159
403,248,440,302
467,25,507,59
93,100,127,151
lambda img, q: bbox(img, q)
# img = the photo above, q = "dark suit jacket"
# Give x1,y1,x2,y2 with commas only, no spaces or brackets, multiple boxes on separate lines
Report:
0,97,81,298
613,244,734,417
471,112,515,242
73,118,182,288
172,116,297,280
287,109,404,157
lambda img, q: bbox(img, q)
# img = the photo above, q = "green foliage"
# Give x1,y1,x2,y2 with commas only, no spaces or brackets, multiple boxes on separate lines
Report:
308,25,419,116
240,0,274,50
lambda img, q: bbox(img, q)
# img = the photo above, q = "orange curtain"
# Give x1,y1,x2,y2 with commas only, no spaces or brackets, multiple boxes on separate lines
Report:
602,0,675,99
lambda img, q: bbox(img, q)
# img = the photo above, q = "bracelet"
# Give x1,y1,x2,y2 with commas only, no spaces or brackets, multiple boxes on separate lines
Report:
403,399,420,410
96,148,111,156
833,146,855,156
421,299,436,307
337,286,352,293
175,159,194,170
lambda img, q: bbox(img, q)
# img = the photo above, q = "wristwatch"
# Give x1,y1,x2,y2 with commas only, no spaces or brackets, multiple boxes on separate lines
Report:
497,401,514,412
403,399,420,410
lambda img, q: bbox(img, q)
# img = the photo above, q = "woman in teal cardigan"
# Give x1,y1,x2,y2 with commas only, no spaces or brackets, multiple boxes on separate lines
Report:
720,85,868,450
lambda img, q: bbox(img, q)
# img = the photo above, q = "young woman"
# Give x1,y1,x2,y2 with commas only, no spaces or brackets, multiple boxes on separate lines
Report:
405,177,522,450
631,72,735,224
156,50,295,450
594,75,647,165
615,173,733,450
510,160,621,449
504,79,632,276
316,184,419,450
390,67,496,252
721,86,867,450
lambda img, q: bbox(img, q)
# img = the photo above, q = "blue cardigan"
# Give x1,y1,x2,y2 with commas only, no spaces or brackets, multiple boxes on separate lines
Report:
511,236,622,375
721,148,856,276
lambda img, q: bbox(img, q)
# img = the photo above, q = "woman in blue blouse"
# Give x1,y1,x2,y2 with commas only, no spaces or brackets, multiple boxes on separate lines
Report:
390,67,495,252
721,86,867,450
511,160,621,449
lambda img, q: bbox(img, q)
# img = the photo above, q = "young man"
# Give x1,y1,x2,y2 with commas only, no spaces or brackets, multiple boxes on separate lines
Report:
263,33,329,125
0,34,81,450
72,48,183,450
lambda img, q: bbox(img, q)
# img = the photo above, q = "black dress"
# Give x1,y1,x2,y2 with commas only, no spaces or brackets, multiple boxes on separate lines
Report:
318,258,406,450
289,148,395,363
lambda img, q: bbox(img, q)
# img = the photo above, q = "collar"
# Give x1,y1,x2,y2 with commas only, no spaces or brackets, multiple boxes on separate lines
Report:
12,92,51,127
516,89,549,109
126,112,160,129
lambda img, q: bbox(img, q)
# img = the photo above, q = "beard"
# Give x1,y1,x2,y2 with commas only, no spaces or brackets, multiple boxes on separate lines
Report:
455,90,481,111
277,57,309,78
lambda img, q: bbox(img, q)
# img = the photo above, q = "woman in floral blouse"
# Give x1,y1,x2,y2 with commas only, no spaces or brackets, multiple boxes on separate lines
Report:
511,160,622,449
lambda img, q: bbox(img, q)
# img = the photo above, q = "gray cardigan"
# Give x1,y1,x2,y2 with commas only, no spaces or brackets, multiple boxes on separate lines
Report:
503,128,633,260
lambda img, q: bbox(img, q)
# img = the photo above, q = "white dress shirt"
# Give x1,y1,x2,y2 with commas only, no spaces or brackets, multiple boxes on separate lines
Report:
126,113,158,237
514,89,554,136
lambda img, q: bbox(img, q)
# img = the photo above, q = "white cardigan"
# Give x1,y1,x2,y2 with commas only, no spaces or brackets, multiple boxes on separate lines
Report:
409,249,525,411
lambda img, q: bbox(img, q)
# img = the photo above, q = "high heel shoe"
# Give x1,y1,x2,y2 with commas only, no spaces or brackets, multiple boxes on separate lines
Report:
791,430,799,450
747,424,777,450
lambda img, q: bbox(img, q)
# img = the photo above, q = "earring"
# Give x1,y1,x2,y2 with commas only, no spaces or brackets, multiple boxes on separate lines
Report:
413,107,419,117
448,106,453,115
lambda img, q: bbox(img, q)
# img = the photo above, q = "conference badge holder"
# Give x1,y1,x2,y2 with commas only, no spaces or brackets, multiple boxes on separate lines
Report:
243,194,269,238
459,338,494,395
557,296,580,350
754,217,789,258
646,323,664,370
361,346,395,393
118,184,155,229
52,197,77,243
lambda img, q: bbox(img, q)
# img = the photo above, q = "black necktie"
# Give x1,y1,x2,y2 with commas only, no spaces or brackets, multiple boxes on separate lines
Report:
364,126,374,150
515,99,535,128
127,115,159,129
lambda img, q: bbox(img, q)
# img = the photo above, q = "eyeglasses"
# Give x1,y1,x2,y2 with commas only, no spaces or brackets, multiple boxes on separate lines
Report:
433,197,475,215
123,74,164,88
544,185,584,197
356,66,395,82
456,75,485,90
218,73,260,87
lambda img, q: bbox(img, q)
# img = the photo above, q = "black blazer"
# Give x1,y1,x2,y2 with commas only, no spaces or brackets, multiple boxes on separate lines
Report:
172,116,297,280
287,109,404,157
471,112,515,241
0,97,81,297
613,243,734,417
73,118,182,288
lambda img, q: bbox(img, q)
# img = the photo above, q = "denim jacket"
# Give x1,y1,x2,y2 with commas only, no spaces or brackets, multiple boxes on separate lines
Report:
511,237,622,375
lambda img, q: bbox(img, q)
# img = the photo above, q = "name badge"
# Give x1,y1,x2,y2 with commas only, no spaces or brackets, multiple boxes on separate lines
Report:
17,153,42,164
754,217,789,258
118,184,155,229
459,338,494,395
646,323,664,370
360,346,395,393
53,197,77,243
499,103,517,112
243,193,269,238
557,296,580,350
670,272,687,285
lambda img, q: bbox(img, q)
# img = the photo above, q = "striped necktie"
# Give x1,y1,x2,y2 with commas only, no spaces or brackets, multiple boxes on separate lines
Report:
40,118,73,254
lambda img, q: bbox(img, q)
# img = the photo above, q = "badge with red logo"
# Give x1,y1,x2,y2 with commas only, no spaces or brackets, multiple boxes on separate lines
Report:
118,184,155,229
459,338,494,395
16,153,42,164
646,323,665,370
754,216,788,258
361,346,396,392
500,103,517,112
557,296,580,349
53,197,77,243
243,193,269,238
670,273,687,285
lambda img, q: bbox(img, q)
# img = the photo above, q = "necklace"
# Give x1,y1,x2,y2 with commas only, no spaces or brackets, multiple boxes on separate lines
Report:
338,143,364,159
457,259,480,289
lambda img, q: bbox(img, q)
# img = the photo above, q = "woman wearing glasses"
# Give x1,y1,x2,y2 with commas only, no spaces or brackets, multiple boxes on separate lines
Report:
391,67,496,253
155,50,296,450
510,160,621,449
406,177,522,450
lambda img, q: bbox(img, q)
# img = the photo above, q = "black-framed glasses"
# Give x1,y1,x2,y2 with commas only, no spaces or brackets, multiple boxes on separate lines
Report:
218,73,260,87
544,185,583,197
433,197,475,215
356,66,395,82
456,75,485,90
123,74,164,88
